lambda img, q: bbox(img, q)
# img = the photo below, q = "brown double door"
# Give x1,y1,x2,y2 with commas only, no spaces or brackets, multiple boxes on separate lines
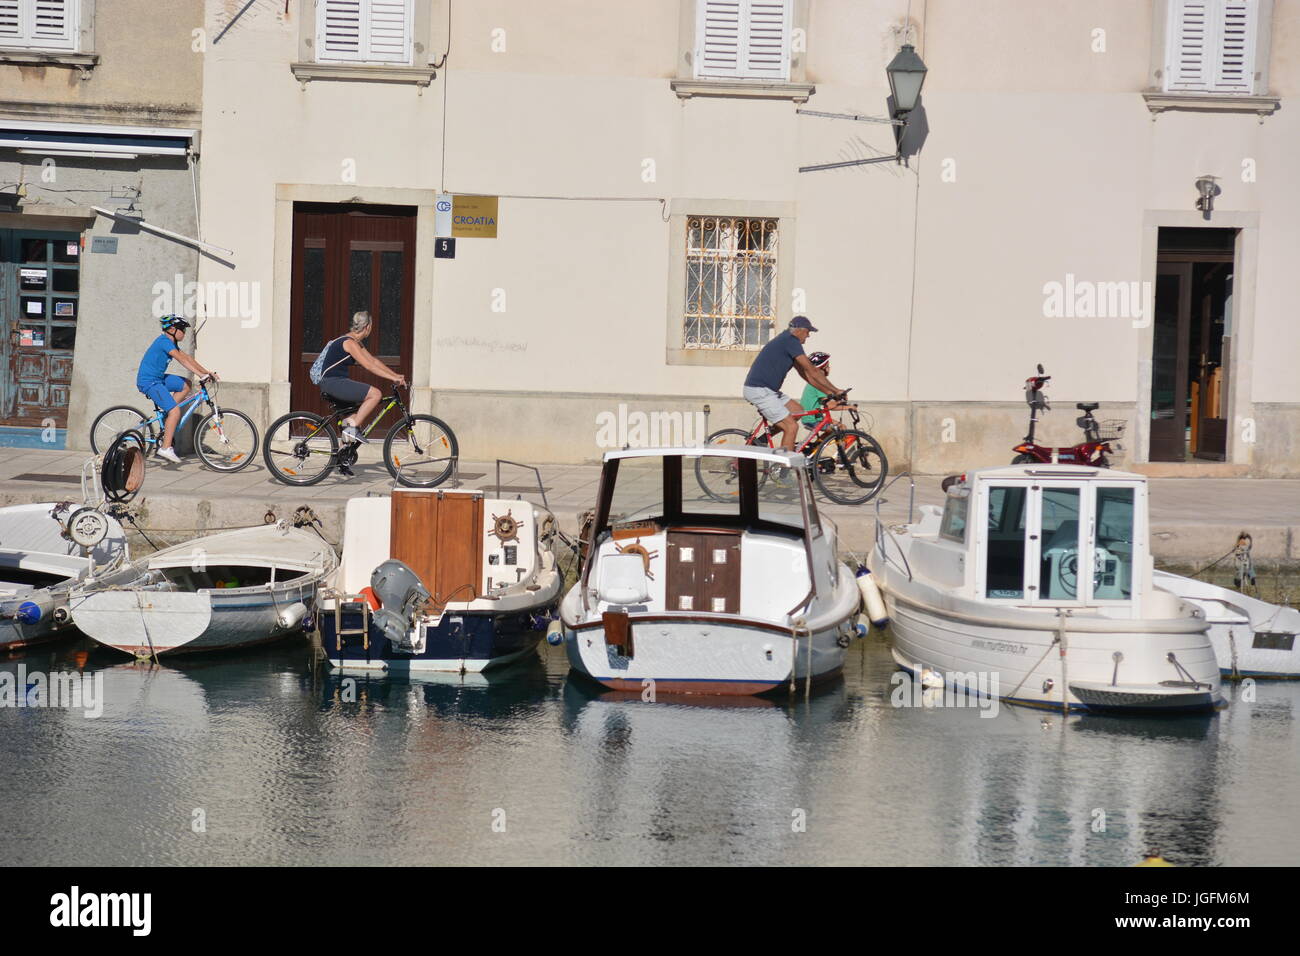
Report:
289,203,416,422
666,530,742,614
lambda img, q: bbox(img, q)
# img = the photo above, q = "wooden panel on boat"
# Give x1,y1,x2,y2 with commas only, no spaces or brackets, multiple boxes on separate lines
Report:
603,610,633,657
666,530,741,615
390,490,483,608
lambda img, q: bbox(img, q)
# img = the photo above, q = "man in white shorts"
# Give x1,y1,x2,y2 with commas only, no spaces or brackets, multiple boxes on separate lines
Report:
741,316,844,451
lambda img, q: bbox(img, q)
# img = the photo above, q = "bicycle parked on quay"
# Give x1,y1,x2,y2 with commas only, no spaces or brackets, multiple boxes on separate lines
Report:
262,384,458,487
89,376,259,473
695,387,889,505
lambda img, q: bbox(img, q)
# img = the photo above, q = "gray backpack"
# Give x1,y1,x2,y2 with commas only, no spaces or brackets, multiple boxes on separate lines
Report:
309,336,348,385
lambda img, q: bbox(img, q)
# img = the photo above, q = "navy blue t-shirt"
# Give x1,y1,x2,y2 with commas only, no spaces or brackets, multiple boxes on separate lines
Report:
743,330,805,391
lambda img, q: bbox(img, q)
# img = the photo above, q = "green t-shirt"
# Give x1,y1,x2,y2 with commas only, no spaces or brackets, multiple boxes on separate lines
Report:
800,383,827,426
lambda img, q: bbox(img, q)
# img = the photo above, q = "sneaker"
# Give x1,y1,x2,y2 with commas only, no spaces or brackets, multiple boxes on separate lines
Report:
337,463,355,477
156,446,181,464
342,425,368,444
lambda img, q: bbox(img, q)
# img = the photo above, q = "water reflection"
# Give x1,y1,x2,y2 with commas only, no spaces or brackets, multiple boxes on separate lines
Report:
0,634,1296,865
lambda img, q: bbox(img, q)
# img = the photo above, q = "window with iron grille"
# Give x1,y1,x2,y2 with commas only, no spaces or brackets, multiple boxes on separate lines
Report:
684,216,778,351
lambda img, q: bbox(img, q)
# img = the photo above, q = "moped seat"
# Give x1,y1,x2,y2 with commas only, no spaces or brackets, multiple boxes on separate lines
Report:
1075,402,1099,412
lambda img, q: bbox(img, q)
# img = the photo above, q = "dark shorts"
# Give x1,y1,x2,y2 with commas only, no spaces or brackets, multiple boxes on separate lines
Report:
139,374,188,412
319,376,371,406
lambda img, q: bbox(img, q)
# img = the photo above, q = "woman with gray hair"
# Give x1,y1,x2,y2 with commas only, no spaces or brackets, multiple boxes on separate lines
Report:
316,311,407,444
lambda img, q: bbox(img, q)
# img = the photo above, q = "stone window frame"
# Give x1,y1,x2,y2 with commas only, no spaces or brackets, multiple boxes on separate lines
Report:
670,0,814,102
1143,0,1279,117
0,0,98,79
291,0,439,88
666,198,796,368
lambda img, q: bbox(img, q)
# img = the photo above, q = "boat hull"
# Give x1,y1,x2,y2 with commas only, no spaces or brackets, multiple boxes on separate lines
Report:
884,591,1223,713
321,605,555,673
72,579,322,657
562,616,847,696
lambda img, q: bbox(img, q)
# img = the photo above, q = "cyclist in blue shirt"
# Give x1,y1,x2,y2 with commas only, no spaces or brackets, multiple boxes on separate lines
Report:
135,315,219,463
742,315,843,451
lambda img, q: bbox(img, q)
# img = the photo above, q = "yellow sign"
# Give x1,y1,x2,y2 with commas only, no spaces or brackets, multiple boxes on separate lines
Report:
451,195,498,238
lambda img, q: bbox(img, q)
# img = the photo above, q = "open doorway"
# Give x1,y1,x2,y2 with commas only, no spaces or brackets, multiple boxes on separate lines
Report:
1149,228,1235,462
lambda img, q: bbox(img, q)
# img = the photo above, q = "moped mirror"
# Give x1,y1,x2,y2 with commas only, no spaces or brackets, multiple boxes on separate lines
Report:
1036,363,1044,375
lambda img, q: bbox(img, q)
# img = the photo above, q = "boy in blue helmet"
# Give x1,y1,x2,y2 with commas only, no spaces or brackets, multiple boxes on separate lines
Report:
135,315,219,463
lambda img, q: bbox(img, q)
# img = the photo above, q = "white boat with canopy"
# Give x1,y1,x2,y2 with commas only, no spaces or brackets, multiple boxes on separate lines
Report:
559,447,861,696
869,465,1223,713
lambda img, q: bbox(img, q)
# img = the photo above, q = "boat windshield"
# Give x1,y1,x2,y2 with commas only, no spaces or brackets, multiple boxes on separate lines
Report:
604,454,811,532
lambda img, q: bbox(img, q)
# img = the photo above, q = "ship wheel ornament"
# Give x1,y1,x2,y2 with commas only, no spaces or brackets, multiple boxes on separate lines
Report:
489,509,521,543
616,539,659,579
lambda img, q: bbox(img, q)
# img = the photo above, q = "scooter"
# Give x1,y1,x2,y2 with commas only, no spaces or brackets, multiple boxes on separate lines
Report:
1011,364,1124,467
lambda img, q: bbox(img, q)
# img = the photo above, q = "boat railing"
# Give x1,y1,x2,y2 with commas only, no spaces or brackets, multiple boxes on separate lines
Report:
495,459,549,510
873,472,915,582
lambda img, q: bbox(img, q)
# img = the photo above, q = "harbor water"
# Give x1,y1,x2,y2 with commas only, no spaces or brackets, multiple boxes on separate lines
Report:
1,633,1297,866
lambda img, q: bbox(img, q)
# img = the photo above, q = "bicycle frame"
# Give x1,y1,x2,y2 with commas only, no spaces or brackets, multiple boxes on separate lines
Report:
136,381,216,444
745,400,859,455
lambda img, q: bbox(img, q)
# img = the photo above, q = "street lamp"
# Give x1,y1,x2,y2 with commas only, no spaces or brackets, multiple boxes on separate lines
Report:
797,41,929,172
886,43,928,116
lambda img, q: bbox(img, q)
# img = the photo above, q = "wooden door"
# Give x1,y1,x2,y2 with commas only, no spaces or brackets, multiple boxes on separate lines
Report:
289,203,415,422
1,230,81,427
666,530,742,614
389,490,484,608
1148,263,1192,462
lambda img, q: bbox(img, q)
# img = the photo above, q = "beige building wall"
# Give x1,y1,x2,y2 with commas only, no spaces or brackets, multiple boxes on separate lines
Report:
195,0,1300,473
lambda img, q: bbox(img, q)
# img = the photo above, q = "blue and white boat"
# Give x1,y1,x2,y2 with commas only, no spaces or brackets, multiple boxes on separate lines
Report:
1,502,129,652
319,488,563,674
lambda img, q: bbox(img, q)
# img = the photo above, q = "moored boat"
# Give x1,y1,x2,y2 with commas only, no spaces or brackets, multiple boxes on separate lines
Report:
1152,569,1300,679
1,503,129,653
559,447,861,695
318,487,563,674
70,522,337,658
869,465,1223,713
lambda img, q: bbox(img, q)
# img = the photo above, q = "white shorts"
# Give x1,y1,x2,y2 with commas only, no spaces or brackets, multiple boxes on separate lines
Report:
743,385,793,424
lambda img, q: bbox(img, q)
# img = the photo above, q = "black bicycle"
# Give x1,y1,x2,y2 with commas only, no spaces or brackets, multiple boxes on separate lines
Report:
262,385,458,487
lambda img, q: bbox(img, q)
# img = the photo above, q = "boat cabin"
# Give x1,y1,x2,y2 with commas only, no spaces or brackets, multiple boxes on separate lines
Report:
579,448,838,622
919,465,1151,615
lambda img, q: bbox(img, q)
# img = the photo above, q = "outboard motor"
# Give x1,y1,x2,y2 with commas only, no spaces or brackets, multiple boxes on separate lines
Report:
370,560,431,651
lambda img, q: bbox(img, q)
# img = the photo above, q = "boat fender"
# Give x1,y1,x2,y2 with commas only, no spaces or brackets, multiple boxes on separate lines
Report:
545,620,564,646
9,598,52,625
358,586,382,611
855,565,889,629
853,614,870,638
52,606,71,626
277,601,308,630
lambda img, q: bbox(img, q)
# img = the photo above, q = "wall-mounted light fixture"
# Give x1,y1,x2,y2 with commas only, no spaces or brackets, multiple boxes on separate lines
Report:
798,41,928,172
1195,175,1219,220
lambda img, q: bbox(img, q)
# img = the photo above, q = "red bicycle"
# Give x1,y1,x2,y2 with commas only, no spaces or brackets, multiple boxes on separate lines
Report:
696,388,889,505
1011,364,1124,467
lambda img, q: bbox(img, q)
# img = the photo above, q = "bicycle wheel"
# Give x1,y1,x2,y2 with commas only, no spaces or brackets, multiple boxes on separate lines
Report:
195,408,259,473
263,412,338,485
384,414,458,487
811,429,888,505
90,405,151,455
694,428,772,502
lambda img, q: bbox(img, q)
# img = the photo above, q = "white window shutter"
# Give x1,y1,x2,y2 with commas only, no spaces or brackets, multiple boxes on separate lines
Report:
320,0,364,61
1213,0,1256,92
696,0,790,80
698,0,742,77
318,0,411,64
0,1,21,43
365,0,411,63
0,0,77,50
1166,0,1258,94
743,1,790,79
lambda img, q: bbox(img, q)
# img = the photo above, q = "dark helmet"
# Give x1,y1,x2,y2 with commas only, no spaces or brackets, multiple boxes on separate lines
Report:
809,351,830,369
160,314,191,333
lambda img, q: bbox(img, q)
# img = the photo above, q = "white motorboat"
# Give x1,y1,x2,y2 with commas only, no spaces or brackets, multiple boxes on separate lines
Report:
70,522,337,658
1152,570,1300,679
559,447,861,696
318,487,563,674
1,503,128,653
869,465,1223,713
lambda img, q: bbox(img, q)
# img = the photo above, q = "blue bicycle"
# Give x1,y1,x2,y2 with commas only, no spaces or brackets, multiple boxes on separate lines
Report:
89,376,259,472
